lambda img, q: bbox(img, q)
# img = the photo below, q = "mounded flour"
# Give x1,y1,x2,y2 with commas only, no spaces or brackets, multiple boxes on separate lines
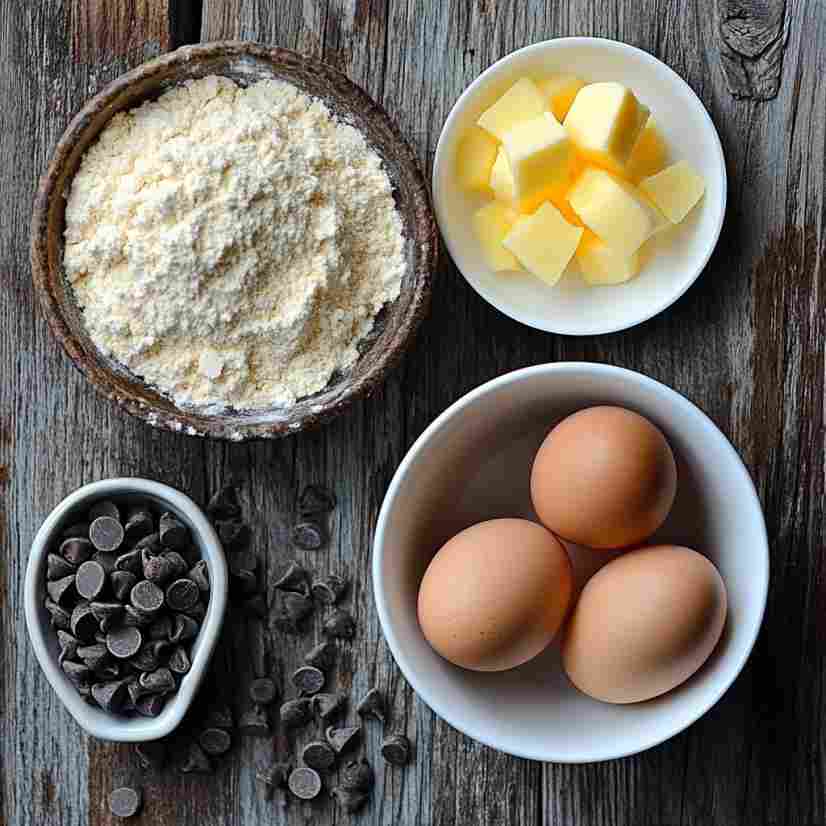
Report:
64,75,405,410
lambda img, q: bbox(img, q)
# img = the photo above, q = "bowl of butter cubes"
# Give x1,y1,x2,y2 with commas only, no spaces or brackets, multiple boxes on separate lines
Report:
432,37,727,335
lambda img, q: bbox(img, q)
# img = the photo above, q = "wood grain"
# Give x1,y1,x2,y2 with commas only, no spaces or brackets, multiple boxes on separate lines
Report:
2,0,826,824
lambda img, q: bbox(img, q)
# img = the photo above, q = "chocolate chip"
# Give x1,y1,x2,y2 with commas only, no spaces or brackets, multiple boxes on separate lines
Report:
313,692,345,721
131,580,164,613
45,598,71,631
381,733,411,765
60,537,93,566
114,548,142,575
356,688,386,723
90,601,123,626
110,571,137,602
165,578,198,611
57,630,79,662
77,643,109,671
70,602,98,641
292,521,326,551
61,660,91,686
135,532,162,553
124,508,154,542
242,594,267,617
169,613,199,644
91,679,129,712
180,741,212,774
303,740,337,771
135,740,166,771
148,615,172,640
273,561,309,594
199,727,231,756
122,605,155,627
95,661,121,680
168,645,191,675
279,591,313,631
135,693,166,717
143,554,173,585
325,724,360,754
322,609,355,640
228,550,257,575
288,767,321,800
61,522,90,540
256,763,290,800
279,698,312,729
304,641,336,671
107,626,142,659
341,758,374,791
331,786,368,813
159,512,188,549
249,677,278,705
215,520,250,549
298,484,336,516
139,667,175,694
127,677,149,706
291,666,324,696
238,705,271,736
46,574,76,606
183,600,206,622
130,641,169,672
311,574,348,605
88,500,119,522
206,485,241,520
187,560,210,592
47,553,76,581
230,568,258,596
92,551,118,575
75,560,106,600
204,704,233,729
163,551,189,578
89,516,125,553
109,786,142,818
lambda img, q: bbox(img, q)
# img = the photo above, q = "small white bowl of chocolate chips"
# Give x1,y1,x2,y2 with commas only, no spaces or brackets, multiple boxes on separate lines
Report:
24,478,228,742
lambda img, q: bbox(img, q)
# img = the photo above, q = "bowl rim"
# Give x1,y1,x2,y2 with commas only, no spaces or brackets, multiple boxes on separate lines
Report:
372,362,769,762
24,478,228,742
432,36,728,336
30,40,437,440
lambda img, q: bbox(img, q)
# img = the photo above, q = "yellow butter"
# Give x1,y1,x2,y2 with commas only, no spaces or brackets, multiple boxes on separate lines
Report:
456,126,498,192
639,160,705,223
472,201,522,272
503,201,583,286
563,82,649,173
502,112,576,213
567,167,662,258
477,78,547,142
576,230,640,285
489,147,515,202
537,74,586,122
626,116,668,184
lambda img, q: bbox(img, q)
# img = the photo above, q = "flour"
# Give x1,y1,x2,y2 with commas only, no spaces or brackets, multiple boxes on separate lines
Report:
64,75,406,410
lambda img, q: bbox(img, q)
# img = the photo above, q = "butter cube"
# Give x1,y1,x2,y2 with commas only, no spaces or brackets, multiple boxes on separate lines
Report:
456,126,499,192
502,113,576,213
503,201,583,286
477,78,547,142
576,230,640,285
563,82,649,173
567,167,662,258
639,160,705,223
537,74,586,122
626,116,668,184
489,148,515,203
472,201,522,272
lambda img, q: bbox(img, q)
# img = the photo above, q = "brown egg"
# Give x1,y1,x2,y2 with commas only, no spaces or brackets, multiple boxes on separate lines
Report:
562,545,727,703
417,519,573,672
531,406,677,549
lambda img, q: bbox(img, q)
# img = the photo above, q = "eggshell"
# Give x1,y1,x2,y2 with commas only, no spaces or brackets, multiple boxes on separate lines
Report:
562,545,727,703
417,518,573,672
531,406,677,549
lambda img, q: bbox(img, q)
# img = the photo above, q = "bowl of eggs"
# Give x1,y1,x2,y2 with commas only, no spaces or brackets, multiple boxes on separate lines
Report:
432,37,727,335
372,363,768,762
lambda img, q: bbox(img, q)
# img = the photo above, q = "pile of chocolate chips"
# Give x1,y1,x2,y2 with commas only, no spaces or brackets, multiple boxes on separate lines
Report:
44,498,210,717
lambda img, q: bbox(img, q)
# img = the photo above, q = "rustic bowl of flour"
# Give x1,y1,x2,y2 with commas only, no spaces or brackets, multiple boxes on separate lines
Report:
31,42,436,440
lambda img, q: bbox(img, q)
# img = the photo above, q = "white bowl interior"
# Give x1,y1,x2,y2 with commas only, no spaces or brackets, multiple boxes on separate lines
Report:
25,479,227,742
433,38,727,335
374,364,767,762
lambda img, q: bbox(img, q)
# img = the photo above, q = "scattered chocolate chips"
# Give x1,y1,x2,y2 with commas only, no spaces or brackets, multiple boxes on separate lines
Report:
273,561,309,593
249,677,278,705
124,507,154,542
135,693,166,717
187,560,210,592
91,679,129,713
256,763,290,801
114,549,142,576
159,512,188,549
47,553,76,581
304,641,337,671
325,724,361,754
199,727,232,756
168,645,191,675
313,692,345,721
135,740,166,771
70,602,98,642
302,740,336,771
381,733,411,766
165,578,198,611
107,626,142,659
292,666,324,696
298,484,336,516
180,741,212,774
60,537,93,566
89,516,125,553
341,758,374,791
131,580,164,613
292,521,326,551
45,599,71,631
109,786,142,818
280,698,312,729
322,609,356,640
288,767,322,800
46,574,76,606
75,560,106,600
332,786,368,813
206,485,241,520
277,591,313,632
356,688,386,723
238,705,271,736
111,571,138,602
311,574,348,605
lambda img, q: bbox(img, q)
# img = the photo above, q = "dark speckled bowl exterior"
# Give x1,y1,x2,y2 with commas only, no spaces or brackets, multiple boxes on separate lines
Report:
31,42,437,441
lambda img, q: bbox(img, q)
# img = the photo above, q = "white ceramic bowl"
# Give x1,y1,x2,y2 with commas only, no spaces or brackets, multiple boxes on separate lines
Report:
432,38,727,335
25,478,228,742
373,363,768,762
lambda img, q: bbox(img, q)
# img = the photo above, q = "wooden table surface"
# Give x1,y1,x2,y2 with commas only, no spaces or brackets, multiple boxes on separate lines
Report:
1,0,824,824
